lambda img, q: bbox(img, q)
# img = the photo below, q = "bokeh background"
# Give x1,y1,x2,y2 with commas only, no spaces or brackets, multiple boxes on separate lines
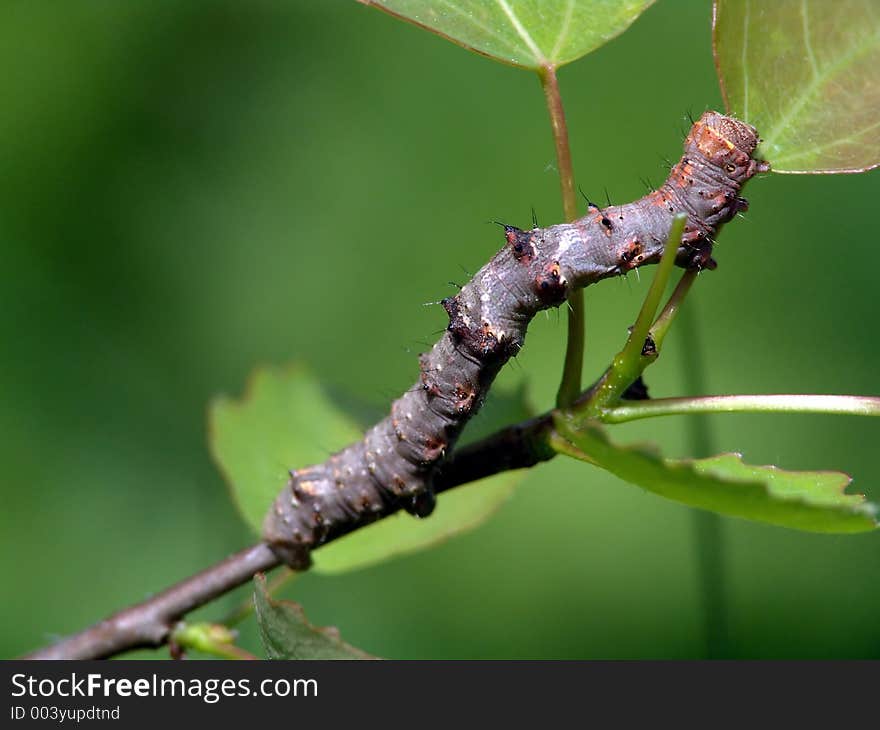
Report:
2,0,878,659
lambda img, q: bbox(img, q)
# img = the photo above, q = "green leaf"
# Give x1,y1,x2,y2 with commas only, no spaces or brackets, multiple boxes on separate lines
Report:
209,364,531,574
254,574,376,659
713,0,880,173
552,416,878,532
359,0,656,70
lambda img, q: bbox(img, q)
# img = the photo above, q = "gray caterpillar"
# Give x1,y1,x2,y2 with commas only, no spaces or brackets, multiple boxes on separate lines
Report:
263,111,769,569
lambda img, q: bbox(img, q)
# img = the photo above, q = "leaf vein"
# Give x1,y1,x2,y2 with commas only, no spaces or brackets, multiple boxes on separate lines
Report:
801,0,820,79
550,0,576,62
763,24,880,147
494,0,546,65
433,0,524,59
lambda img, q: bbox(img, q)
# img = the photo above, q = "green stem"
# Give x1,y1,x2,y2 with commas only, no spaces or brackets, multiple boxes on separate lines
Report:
618,214,686,368
539,64,583,408
677,304,726,658
577,214,686,417
692,508,726,658
601,393,880,423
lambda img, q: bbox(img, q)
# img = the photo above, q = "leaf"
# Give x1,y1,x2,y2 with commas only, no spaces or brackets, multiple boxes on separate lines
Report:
713,0,880,173
253,574,376,659
209,364,531,574
552,416,878,532
359,0,656,70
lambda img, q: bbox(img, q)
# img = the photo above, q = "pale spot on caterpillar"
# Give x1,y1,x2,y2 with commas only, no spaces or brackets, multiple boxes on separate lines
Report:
555,230,578,256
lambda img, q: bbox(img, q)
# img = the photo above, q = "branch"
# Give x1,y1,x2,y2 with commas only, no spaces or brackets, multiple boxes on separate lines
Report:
25,544,278,660
24,416,556,660
28,388,876,659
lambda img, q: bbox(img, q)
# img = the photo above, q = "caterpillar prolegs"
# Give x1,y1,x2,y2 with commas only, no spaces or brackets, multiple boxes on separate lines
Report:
263,111,769,569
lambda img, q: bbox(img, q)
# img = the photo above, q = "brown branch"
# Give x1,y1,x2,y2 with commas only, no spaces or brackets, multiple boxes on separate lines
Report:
25,544,278,660
24,417,555,660
434,413,555,489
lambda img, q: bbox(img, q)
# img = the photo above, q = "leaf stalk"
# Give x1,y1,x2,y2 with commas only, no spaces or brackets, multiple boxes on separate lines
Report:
539,64,584,408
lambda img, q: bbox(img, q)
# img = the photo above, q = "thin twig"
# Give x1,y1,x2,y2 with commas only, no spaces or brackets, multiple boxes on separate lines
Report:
24,415,557,660
26,544,279,660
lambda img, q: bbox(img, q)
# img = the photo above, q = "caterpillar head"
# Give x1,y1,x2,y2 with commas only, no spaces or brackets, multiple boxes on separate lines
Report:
688,111,771,178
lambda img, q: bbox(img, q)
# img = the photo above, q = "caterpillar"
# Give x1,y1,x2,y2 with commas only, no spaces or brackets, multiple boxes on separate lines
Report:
263,111,769,569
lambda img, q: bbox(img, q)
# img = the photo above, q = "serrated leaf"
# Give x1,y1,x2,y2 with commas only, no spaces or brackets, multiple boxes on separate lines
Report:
360,0,655,70
209,364,531,574
552,416,878,532
254,574,376,659
713,0,880,173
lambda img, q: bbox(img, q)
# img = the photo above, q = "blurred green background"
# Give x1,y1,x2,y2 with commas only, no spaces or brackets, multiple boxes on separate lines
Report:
2,0,878,659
